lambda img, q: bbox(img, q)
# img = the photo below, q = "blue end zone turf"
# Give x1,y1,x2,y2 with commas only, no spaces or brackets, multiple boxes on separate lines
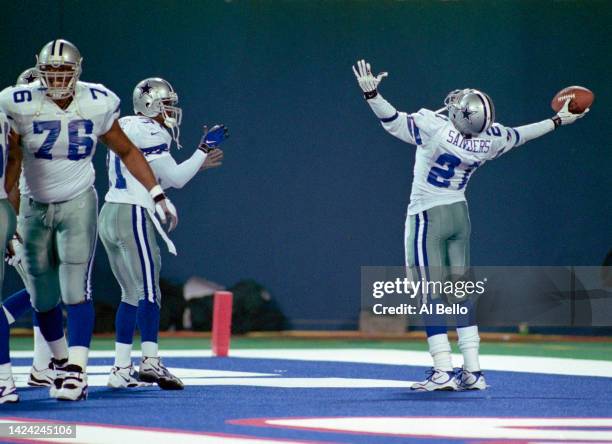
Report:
3,355,612,443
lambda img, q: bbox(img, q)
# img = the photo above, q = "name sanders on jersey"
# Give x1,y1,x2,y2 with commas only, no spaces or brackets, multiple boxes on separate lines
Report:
447,129,492,153
373,303,468,316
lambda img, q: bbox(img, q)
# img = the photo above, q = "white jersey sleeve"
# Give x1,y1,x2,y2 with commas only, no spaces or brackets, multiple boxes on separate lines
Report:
0,86,22,134
367,95,446,146
486,123,521,160
105,116,174,210
149,150,206,190
409,108,448,146
91,84,121,135
0,87,18,133
120,116,171,161
489,119,556,160
509,120,555,148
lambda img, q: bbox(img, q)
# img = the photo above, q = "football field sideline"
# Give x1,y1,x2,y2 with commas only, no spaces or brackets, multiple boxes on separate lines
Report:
10,335,612,360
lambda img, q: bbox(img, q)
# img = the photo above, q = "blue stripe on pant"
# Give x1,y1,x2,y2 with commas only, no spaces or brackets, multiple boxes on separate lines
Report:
413,210,448,337
132,206,157,303
132,206,149,301
140,208,157,303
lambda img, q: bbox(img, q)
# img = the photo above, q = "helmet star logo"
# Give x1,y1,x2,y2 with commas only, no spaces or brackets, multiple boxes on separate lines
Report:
24,73,38,84
462,106,475,122
139,82,153,96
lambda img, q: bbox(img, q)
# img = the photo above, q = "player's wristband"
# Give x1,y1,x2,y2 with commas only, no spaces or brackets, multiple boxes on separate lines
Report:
149,184,166,203
364,90,378,100
198,143,215,154
551,116,561,128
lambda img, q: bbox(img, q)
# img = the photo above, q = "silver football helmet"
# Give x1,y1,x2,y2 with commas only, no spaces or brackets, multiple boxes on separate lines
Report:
133,77,182,148
16,67,40,86
35,39,82,100
444,88,495,137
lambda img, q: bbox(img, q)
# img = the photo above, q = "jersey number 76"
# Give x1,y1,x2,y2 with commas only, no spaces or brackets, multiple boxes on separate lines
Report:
33,119,94,161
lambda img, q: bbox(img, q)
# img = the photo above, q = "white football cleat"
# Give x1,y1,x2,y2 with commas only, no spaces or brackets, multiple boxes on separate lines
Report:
0,376,19,404
411,368,458,391
108,364,151,388
48,358,68,398
28,362,55,387
456,367,487,390
53,364,87,401
138,356,184,390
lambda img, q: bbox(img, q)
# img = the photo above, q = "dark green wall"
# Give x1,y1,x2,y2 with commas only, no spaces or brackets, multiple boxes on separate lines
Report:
1,1,610,328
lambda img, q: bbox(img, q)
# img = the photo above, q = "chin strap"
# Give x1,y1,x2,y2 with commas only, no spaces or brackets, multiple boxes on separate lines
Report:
166,121,181,149
162,107,182,149
170,125,182,150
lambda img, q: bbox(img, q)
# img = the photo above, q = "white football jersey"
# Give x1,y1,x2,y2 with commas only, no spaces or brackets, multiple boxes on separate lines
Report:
0,112,10,200
0,81,120,203
380,107,519,215
105,115,172,211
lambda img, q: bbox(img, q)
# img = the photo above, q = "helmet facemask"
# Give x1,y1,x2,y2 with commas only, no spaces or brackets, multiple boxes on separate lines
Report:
35,40,82,100
444,89,469,109
37,63,81,100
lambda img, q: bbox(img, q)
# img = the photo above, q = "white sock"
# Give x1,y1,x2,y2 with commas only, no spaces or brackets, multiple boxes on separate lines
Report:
457,325,481,372
427,333,453,371
32,326,54,370
0,363,12,379
114,343,133,368
47,336,69,362
141,341,158,359
68,346,89,371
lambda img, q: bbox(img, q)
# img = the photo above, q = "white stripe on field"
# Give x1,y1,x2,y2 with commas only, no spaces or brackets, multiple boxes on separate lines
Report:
0,419,302,444
10,348,612,378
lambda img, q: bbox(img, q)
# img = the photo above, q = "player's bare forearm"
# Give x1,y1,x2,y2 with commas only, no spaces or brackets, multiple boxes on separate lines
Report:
120,148,158,190
7,185,20,214
101,120,158,191
5,132,22,199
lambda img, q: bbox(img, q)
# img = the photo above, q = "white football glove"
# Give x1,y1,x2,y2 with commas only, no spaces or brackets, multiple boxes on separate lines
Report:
5,235,23,267
552,98,589,127
352,59,388,97
150,185,179,232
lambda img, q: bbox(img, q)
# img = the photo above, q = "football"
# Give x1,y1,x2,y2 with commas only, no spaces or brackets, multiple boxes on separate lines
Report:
551,86,594,114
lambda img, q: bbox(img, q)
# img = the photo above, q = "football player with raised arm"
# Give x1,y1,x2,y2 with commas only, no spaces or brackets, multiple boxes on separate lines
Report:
100,78,226,389
353,59,588,391
0,39,179,402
